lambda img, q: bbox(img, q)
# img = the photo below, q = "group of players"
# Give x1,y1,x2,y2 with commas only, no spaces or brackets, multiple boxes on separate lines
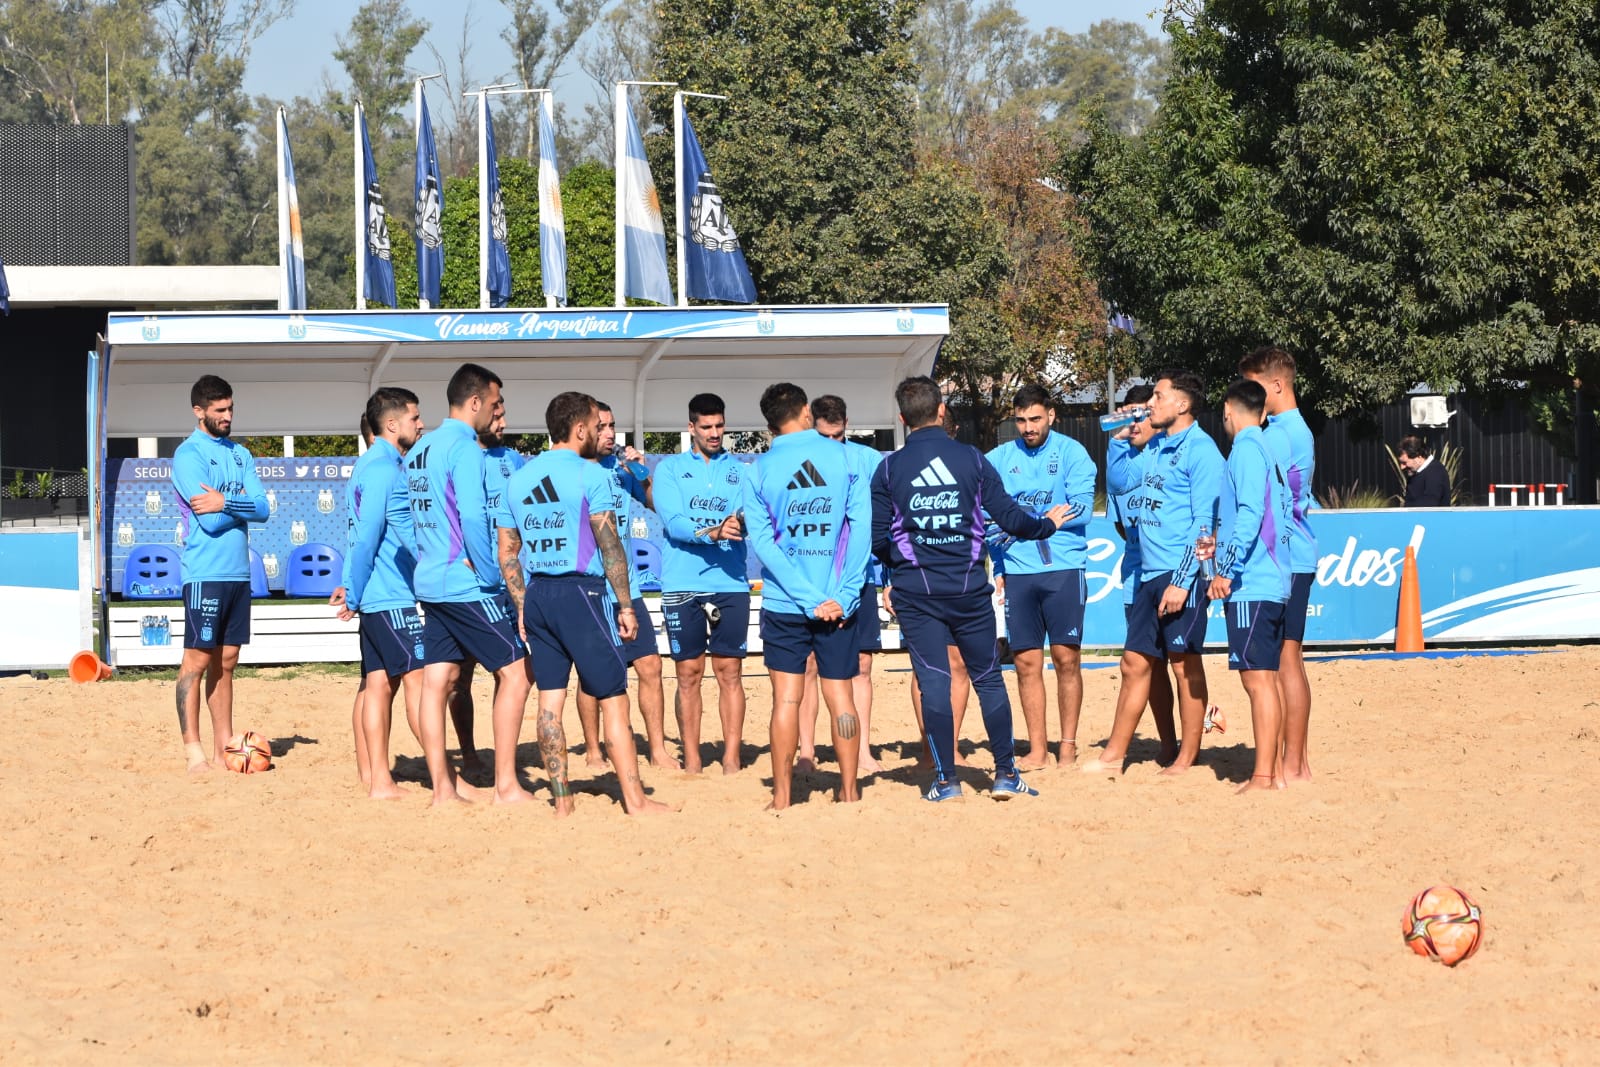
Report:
167,346,1317,811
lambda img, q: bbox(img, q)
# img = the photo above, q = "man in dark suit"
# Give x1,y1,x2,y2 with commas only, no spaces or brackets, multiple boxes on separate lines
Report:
1398,435,1451,507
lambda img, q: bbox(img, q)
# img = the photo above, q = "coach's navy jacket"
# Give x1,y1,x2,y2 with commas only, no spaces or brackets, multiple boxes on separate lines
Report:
871,426,1056,598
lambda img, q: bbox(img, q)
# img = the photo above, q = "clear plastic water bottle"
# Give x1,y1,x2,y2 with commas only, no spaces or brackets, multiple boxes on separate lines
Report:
1196,523,1217,580
158,615,171,645
141,615,155,646
1099,406,1149,433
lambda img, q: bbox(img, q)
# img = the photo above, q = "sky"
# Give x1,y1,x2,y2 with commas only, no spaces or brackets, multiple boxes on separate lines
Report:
242,0,1165,107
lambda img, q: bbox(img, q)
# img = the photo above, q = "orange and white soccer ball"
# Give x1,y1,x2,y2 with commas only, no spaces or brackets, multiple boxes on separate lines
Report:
222,732,273,774
1402,885,1483,966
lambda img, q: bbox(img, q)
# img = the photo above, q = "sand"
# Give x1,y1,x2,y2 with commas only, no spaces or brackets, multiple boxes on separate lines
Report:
3,646,1598,1065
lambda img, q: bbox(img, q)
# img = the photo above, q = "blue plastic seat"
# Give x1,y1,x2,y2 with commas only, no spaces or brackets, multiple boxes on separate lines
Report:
285,542,343,599
249,548,269,598
631,540,663,593
122,544,182,599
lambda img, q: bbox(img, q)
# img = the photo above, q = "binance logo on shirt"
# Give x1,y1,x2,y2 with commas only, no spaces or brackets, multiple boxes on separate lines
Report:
786,460,828,490
527,475,560,505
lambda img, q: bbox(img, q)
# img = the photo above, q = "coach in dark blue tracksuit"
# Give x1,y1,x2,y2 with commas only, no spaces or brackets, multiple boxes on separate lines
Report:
871,376,1074,802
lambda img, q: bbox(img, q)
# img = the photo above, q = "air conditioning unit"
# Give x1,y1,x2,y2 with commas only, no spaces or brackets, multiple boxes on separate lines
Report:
1409,395,1452,428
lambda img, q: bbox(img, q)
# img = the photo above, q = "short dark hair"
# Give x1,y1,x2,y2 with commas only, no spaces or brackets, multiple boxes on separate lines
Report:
359,412,373,445
1223,378,1267,420
1124,383,1155,405
688,393,725,421
595,400,613,414
365,386,419,437
810,394,847,426
1238,345,1298,382
446,363,503,408
759,382,808,432
1012,383,1054,412
895,376,944,429
1398,434,1431,459
190,374,232,409
546,391,597,443
1157,369,1206,413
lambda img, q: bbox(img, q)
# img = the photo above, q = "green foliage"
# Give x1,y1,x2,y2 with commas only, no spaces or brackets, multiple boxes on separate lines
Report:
1319,482,1398,509
9,470,28,500
1066,1,1600,415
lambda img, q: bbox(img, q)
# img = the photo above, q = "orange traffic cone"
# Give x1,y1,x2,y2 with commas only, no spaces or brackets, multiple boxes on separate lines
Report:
69,650,113,683
1395,546,1424,653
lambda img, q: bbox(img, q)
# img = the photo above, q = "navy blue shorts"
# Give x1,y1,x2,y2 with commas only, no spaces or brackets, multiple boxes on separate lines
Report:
1225,599,1286,671
661,591,749,661
1003,568,1087,650
1125,572,1208,658
421,594,523,672
855,583,883,653
523,574,627,699
359,606,426,678
1284,572,1314,643
183,581,251,649
621,596,660,665
761,609,860,679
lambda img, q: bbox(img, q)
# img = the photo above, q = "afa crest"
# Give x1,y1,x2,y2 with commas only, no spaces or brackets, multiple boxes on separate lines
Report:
144,491,162,515
141,316,160,341
263,554,280,579
317,489,336,514
895,307,915,334
288,315,307,340
290,520,308,546
118,523,135,547
756,309,776,335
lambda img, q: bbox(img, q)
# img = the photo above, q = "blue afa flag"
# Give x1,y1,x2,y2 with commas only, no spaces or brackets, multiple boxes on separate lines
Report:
1109,310,1137,334
620,107,672,306
0,255,9,315
358,108,397,307
277,108,307,310
679,114,756,304
537,99,568,307
484,96,512,308
414,92,445,307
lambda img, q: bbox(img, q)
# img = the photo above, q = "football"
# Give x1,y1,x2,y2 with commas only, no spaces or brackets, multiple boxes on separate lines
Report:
1402,885,1483,966
222,731,273,774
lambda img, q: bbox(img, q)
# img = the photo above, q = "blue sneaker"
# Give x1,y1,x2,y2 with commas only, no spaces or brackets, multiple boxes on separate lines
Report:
922,778,964,803
990,772,1040,799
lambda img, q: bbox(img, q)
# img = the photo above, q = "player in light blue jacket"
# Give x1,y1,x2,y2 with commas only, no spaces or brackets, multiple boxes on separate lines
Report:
1240,345,1319,783
339,387,424,800
985,384,1096,768
405,364,530,807
1210,379,1294,793
169,375,269,773
1092,370,1225,777
741,383,871,809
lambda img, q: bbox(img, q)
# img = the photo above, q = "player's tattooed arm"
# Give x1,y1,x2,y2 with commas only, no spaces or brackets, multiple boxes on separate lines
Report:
498,527,526,618
589,509,631,606
538,702,571,799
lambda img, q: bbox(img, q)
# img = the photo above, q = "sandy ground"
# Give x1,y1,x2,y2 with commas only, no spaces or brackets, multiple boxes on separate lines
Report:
3,646,1598,1065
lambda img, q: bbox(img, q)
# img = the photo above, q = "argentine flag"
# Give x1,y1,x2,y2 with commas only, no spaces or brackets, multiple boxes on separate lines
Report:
679,113,756,304
414,92,444,308
358,107,397,308
276,108,306,310
620,107,672,306
538,99,568,307
483,95,512,308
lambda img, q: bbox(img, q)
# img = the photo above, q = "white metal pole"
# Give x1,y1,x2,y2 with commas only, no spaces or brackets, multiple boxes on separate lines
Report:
614,83,626,307
354,101,367,310
276,107,289,311
415,78,428,311
477,88,489,309
542,89,558,310
674,91,685,307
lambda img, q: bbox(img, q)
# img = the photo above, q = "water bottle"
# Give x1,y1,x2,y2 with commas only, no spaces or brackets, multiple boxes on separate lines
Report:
1099,406,1149,433
141,615,155,646
159,615,171,645
1196,523,1216,580
630,514,649,541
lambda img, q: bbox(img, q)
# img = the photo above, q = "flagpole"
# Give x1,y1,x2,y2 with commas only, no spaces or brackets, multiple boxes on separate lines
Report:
276,106,289,312
354,101,367,310
536,89,559,309
414,73,443,310
674,90,729,307
469,83,534,309
615,80,676,307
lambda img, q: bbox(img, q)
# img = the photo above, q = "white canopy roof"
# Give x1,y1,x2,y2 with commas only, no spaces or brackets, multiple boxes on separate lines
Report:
101,304,948,439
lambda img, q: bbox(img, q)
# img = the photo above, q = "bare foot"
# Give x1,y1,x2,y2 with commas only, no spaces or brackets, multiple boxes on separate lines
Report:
1157,758,1197,777
796,754,819,775
764,798,789,812
1236,774,1278,795
187,759,214,776
368,782,407,800
552,796,575,818
954,751,972,768
1080,755,1125,775
584,751,608,770
649,749,682,771
858,754,886,774
1016,754,1051,772
430,789,472,807
625,797,673,816
682,756,704,775
454,779,484,801
833,788,862,804
1157,742,1179,766
720,755,742,776
1282,764,1313,784
1058,740,1079,765
494,785,537,805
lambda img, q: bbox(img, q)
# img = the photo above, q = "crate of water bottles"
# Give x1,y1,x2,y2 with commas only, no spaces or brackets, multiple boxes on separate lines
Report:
140,614,173,646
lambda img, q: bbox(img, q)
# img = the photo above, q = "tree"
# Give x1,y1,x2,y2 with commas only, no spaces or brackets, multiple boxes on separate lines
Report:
912,0,1034,149
0,0,157,125
1026,19,1168,136
500,0,602,161
1066,0,1600,433
334,0,428,161
571,0,656,164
